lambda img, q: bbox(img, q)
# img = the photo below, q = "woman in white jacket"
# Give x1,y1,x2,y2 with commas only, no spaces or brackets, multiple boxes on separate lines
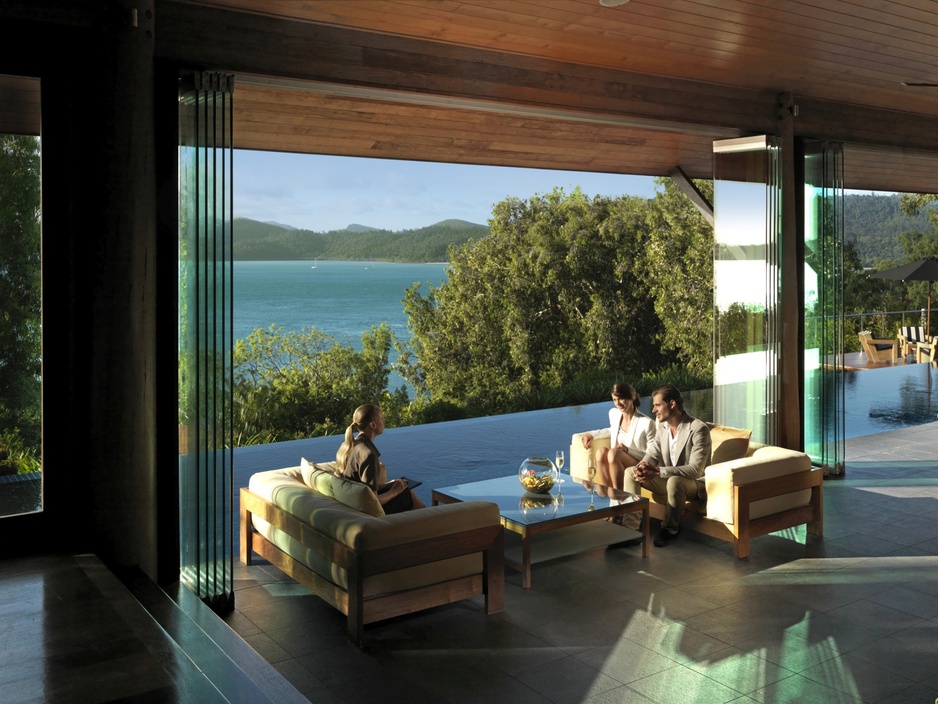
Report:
580,382,655,490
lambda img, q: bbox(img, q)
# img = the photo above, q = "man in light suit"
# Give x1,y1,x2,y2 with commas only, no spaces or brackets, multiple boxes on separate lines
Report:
626,384,711,547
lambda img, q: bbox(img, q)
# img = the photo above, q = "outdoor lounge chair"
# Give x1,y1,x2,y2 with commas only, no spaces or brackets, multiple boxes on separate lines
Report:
858,330,898,363
899,325,927,359
917,335,937,366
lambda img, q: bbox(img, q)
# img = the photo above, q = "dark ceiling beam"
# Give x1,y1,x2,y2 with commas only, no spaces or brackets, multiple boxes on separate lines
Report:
793,96,938,153
0,74,40,135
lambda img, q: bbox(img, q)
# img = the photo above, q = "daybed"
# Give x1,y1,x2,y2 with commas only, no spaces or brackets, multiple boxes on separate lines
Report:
240,459,505,646
569,425,823,558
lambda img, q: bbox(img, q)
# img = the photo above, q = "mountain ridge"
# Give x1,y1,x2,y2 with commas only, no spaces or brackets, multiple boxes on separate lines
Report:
233,193,934,265
232,217,489,262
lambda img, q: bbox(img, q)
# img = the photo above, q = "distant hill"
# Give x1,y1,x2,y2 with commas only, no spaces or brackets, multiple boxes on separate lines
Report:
233,194,934,265
263,220,296,231
232,218,489,262
845,194,935,267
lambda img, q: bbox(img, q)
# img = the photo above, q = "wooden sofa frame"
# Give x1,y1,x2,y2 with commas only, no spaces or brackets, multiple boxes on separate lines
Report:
240,487,505,647
646,469,824,559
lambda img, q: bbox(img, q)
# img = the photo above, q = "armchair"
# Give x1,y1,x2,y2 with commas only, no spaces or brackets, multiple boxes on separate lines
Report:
569,427,822,559
917,335,937,366
899,325,926,358
858,330,898,363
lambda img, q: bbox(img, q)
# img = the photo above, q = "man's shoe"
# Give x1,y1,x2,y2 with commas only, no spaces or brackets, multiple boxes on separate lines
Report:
653,528,678,547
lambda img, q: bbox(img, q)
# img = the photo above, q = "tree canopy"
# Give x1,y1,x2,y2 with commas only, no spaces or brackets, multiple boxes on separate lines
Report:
232,323,403,443
0,135,42,472
400,180,714,410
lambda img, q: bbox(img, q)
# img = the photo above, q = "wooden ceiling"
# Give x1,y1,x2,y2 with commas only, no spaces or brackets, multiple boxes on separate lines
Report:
189,0,938,193
12,1,938,193
213,0,938,115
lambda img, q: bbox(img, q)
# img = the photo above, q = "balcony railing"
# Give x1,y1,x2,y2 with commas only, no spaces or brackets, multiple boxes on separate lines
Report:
842,307,933,352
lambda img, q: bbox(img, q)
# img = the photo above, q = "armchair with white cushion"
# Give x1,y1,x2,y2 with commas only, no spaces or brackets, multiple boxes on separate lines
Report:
569,424,823,558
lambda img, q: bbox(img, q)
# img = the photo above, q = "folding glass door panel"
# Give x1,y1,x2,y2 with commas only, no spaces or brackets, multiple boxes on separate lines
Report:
712,136,781,445
803,141,845,473
178,72,234,610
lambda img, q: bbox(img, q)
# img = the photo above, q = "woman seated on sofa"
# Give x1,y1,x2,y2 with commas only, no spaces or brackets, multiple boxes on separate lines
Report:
336,403,425,513
580,382,655,490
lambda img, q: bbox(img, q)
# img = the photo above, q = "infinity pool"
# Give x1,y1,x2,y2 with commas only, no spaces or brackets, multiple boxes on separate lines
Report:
235,363,937,503
842,362,937,437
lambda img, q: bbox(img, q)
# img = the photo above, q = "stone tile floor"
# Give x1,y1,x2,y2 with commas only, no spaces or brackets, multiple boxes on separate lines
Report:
226,422,938,704
2,422,936,703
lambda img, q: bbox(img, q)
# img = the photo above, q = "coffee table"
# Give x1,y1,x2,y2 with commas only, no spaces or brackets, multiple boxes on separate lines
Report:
432,474,649,588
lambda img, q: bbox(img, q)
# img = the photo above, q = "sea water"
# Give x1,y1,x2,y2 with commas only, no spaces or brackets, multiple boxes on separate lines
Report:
234,260,447,391
234,260,938,435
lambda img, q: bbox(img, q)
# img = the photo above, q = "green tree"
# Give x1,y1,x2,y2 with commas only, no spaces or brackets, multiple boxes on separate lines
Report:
643,177,715,375
232,323,402,444
0,135,42,473
896,194,938,322
402,187,675,410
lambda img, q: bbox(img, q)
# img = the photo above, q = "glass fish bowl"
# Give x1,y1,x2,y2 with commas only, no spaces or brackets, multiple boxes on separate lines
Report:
518,456,559,495
519,493,559,521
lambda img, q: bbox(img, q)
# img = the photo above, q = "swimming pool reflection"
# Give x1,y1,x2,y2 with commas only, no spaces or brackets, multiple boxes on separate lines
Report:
234,366,936,505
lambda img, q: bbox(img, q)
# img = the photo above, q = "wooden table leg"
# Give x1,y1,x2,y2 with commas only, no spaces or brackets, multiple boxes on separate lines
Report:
520,532,533,588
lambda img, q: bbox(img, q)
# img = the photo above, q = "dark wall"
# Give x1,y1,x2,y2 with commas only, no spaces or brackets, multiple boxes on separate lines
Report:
0,3,174,584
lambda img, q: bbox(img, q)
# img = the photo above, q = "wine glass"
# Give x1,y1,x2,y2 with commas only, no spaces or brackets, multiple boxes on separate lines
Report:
553,450,566,499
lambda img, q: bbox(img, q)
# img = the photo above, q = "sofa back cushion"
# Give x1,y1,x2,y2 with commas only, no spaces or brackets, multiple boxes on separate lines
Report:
708,424,752,464
301,457,385,516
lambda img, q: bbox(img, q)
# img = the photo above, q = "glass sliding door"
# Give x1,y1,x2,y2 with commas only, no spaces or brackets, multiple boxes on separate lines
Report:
178,71,235,610
803,140,845,474
712,136,782,445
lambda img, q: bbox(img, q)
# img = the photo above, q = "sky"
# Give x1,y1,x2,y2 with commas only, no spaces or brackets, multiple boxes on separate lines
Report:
234,150,660,232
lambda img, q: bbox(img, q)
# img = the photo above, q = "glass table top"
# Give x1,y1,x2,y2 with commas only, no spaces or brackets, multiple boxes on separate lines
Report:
433,473,645,526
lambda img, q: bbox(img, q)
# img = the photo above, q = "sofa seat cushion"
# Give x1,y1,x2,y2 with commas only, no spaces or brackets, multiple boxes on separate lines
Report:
301,457,384,516
639,487,706,514
708,424,752,464
247,467,501,598
704,446,812,525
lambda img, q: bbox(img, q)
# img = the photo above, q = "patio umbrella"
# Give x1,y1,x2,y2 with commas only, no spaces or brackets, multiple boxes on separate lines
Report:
871,257,938,337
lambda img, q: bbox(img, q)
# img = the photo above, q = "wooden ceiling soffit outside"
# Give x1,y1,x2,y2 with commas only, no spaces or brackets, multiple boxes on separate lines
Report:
235,81,938,193
234,79,724,180
843,145,938,194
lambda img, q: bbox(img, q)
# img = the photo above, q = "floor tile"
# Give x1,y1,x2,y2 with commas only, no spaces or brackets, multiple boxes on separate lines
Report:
2,422,937,704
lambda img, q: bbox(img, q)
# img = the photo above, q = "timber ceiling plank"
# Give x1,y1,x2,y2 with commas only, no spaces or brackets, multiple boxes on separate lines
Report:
166,0,938,193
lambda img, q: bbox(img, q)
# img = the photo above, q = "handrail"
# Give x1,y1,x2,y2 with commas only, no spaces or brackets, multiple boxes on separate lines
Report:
805,307,934,353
